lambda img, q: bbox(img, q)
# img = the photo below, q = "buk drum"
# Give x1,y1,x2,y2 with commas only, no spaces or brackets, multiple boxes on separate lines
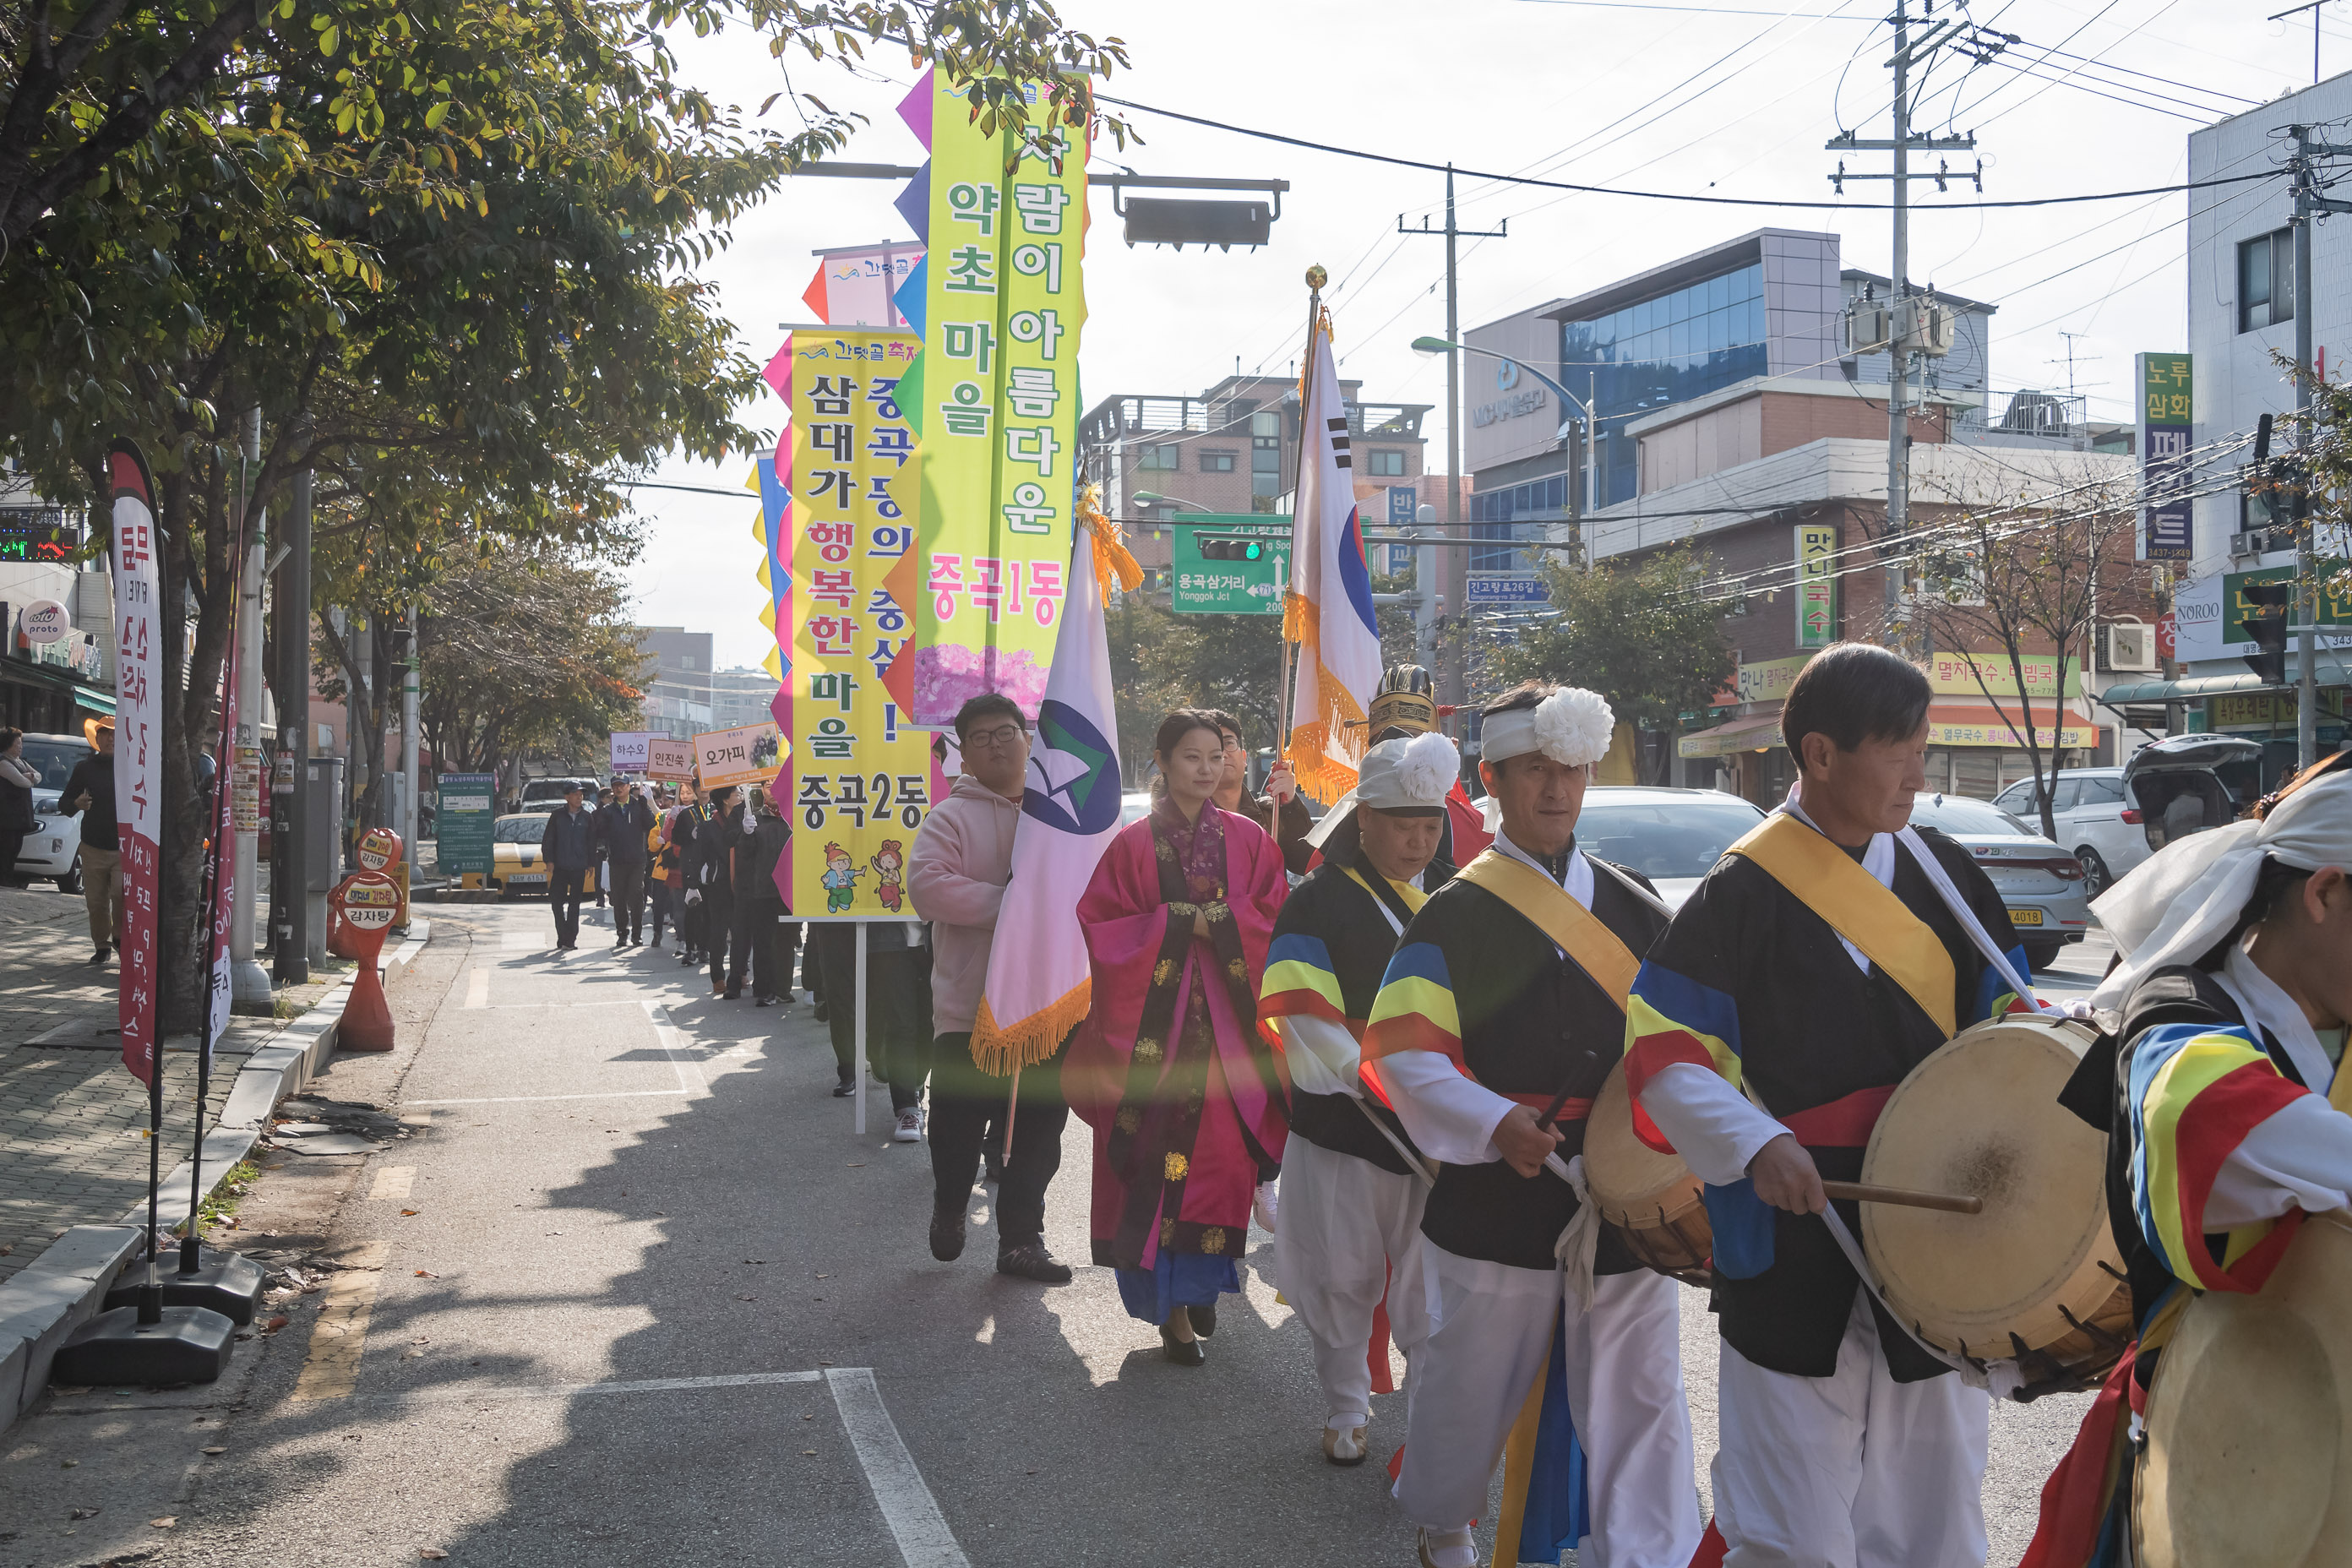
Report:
2135,1210,2352,1568
1859,1013,2132,1388
1583,1059,1712,1288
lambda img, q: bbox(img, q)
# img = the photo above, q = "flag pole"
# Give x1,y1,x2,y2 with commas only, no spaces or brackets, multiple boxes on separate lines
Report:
1275,265,1325,787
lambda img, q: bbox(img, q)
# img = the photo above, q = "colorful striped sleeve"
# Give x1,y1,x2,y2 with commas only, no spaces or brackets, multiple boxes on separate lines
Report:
1361,940,1465,1075
2128,1021,2312,1293
1971,943,2039,1024
1259,931,1353,1031
1624,959,1743,1096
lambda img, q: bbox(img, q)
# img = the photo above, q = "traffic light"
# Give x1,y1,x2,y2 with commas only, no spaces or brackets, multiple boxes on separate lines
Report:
2240,579,2295,685
1196,536,1266,563
2245,415,2309,531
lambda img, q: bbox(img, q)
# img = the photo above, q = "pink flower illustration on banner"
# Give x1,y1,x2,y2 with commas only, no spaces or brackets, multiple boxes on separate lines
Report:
912,644,1048,726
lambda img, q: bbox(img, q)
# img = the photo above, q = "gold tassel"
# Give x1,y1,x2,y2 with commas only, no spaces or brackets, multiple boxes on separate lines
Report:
1077,482,1143,597
970,982,1092,1076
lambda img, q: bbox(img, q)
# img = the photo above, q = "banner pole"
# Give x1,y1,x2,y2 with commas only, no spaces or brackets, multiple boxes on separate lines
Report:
1275,277,1323,780
1002,1064,1021,1167
853,922,868,1136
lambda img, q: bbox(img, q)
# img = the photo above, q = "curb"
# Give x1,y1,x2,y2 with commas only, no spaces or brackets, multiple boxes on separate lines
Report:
0,919,432,1430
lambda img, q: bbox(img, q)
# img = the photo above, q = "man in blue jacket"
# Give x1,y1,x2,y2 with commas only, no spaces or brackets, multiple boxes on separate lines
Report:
539,785,597,950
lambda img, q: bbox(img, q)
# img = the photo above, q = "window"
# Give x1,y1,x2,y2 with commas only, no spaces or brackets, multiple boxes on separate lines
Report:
1365,449,1407,476
1250,412,1282,498
2078,776,2125,805
1134,444,1179,471
2240,230,2294,333
1200,450,1236,473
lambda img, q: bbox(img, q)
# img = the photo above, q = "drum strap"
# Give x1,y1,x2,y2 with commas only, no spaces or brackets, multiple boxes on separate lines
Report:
1726,814,1957,1039
1452,851,1639,1008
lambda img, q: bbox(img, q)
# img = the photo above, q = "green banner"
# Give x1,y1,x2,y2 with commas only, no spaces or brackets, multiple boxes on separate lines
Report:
435,772,497,878
1168,514,1290,615
2222,561,2352,640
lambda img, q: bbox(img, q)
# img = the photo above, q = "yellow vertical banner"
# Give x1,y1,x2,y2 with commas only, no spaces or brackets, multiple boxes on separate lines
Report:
910,72,1088,726
784,329,935,919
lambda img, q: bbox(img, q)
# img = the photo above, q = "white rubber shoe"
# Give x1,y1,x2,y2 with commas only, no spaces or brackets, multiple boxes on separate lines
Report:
1321,1419,1368,1466
1416,1526,1478,1568
1252,1179,1280,1233
893,1108,923,1143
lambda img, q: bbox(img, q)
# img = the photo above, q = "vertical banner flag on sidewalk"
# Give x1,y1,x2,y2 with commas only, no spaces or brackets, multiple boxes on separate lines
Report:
972,493,1141,1074
206,617,238,1054
1284,313,1384,803
892,68,1087,726
108,443,163,1084
781,328,935,918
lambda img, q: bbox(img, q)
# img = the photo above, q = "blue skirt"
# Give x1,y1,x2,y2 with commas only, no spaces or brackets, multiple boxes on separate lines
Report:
1114,1251,1240,1326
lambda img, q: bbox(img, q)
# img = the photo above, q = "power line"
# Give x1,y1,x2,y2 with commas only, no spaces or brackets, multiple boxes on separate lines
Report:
1094,92,2284,210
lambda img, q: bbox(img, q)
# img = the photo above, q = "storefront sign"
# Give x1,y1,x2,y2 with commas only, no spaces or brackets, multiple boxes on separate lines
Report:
435,772,497,878
1732,652,1810,705
18,597,68,644
904,68,1085,725
2209,690,2349,729
2137,352,2193,563
1925,716,2093,749
782,327,934,916
1919,652,2082,700
1795,524,1838,647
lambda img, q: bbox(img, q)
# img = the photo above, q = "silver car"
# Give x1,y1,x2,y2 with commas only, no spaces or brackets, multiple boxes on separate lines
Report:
1991,767,2147,897
11,732,90,892
1908,792,2089,969
1574,787,1769,912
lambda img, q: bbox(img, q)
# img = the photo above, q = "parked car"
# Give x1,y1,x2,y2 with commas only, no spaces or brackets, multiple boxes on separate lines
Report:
1119,790,1153,827
1991,767,2148,896
1908,792,2088,969
10,731,91,892
2120,735,2265,855
1574,786,1768,912
520,776,602,810
490,811,599,899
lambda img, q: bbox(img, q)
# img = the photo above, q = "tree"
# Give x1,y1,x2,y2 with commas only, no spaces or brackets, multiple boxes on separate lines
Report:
1911,466,2145,841
1494,546,1737,785
1103,591,1284,776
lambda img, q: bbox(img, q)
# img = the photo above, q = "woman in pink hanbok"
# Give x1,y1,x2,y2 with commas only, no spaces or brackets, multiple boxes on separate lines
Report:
1066,709,1290,1364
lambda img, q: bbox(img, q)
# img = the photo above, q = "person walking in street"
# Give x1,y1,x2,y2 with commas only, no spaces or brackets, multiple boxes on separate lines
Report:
909,694,1074,1284
596,776,656,949
692,784,744,997
539,784,596,950
809,917,932,1113
59,719,122,964
735,786,795,1004
671,784,706,966
0,729,37,886
1067,709,1290,1364
648,796,680,950
1210,710,1313,876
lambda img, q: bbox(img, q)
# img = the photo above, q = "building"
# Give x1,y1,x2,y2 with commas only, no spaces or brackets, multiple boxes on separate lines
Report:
0,477,114,735
1466,230,2149,798
634,626,714,740
2119,72,2352,781
708,667,781,731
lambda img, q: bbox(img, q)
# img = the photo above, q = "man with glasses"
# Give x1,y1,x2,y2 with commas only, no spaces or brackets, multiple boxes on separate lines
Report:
1208,710,1314,875
908,693,1075,1283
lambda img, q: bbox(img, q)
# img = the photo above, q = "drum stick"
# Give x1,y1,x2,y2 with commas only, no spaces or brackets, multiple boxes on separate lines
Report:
1821,1180,1982,1216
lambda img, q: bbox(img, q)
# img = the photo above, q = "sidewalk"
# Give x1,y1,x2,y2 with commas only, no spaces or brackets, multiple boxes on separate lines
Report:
0,880,342,1286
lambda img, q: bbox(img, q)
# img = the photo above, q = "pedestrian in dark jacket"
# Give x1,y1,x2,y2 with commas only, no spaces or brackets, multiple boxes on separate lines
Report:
689,784,743,996
595,778,656,948
734,787,796,1004
670,789,705,965
0,728,37,888
538,786,596,950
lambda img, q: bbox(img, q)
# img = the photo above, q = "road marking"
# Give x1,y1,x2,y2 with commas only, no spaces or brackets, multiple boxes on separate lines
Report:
407,1090,693,1106
289,1241,391,1402
368,1369,827,1405
368,1166,415,1200
827,1367,970,1568
463,967,489,1009
640,1001,708,1097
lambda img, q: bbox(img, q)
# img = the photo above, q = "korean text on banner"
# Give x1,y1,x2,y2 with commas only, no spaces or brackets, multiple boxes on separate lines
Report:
787,329,935,918
2137,352,2193,564
609,731,656,772
108,444,164,1084
1795,523,1837,647
646,738,695,782
907,70,1086,725
694,722,785,792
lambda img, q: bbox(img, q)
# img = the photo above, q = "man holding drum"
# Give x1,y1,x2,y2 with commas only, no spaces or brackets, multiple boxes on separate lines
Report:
1624,642,2029,1568
1364,681,1701,1568
1258,731,1462,1467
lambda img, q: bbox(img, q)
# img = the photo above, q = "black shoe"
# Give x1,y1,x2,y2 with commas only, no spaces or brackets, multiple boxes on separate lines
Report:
814,1000,830,1022
1159,1326,1206,1367
754,994,775,1008
983,1152,1004,1185
87,948,110,965
929,1206,967,1261
721,986,742,1001
1190,1301,1217,1339
995,1243,1073,1284
832,1073,855,1098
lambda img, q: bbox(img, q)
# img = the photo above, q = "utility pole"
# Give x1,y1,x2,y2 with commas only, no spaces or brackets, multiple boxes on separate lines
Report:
2269,0,2337,86
231,409,270,1003
1829,0,1982,651
1398,165,1507,705
272,456,312,986
2286,122,2350,769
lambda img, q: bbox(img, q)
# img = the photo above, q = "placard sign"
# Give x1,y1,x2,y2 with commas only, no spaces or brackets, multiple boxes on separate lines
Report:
645,737,695,782
608,730,656,772
694,721,785,792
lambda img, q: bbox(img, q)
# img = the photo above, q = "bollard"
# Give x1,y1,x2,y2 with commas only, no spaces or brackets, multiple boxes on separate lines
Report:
331,828,404,1051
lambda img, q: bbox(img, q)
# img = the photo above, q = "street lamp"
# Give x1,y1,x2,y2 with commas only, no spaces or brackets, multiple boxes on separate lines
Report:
1132,490,1216,511
1411,335,1600,524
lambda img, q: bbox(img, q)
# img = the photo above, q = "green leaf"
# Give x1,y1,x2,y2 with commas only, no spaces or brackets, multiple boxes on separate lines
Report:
319,23,339,54
424,101,450,129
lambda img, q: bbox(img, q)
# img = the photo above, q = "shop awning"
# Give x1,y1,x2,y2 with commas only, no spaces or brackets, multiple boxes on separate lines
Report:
2100,661,2351,705
2,657,114,713
1925,704,2096,749
1678,711,1783,759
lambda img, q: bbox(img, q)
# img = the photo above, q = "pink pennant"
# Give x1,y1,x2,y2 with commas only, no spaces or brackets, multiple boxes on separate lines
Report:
896,68,933,148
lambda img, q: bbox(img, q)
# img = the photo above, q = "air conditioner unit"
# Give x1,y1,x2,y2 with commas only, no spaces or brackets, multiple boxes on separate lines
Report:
1843,302,1892,357
2105,622,2158,672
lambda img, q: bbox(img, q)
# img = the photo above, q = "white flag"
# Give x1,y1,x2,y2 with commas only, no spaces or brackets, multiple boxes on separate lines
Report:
1284,313,1384,803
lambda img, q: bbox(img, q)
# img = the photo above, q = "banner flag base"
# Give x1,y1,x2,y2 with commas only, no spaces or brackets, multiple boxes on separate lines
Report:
50,1304,236,1386
104,1246,264,1326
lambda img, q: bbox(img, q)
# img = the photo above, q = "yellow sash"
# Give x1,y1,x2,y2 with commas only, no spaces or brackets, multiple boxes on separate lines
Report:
1453,850,1640,1008
1726,813,1957,1040
1342,865,1429,923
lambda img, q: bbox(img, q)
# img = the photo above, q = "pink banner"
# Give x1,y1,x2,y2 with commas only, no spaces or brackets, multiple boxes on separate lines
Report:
108,446,163,1083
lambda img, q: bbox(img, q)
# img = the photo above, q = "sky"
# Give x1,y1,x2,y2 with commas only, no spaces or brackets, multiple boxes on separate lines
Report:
625,0,2349,670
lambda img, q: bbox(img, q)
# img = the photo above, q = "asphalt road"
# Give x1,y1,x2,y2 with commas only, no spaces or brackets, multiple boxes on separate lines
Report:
0,903,2111,1567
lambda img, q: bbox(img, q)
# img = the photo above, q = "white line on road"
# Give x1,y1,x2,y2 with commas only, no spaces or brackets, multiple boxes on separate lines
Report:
463,966,490,1009
640,1001,708,1096
406,1090,694,1106
374,1369,827,1404
827,1367,972,1568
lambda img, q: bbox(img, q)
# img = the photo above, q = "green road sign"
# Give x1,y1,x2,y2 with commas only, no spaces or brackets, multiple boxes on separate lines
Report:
1169,514,1290,615
436,772,498,878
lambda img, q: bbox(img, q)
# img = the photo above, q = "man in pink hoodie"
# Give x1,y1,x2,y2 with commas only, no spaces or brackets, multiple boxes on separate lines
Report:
908,693,1075,1285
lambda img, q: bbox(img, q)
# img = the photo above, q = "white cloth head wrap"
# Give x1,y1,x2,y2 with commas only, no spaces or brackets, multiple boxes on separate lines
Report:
2090,769,2352,1012
1479,686,1615,770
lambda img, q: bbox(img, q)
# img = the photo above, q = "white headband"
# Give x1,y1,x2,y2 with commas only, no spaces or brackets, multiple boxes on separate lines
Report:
1480,687,1615,769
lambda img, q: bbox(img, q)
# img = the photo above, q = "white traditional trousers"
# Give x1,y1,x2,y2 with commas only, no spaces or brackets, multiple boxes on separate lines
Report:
1395,1243,1701,1568
1272,1137,1429,1427
1712,1292,1990,1568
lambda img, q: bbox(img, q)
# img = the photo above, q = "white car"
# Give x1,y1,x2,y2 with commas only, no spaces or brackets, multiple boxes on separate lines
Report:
11,732,91,892
1991,767,2147,898
1573,786,1768,911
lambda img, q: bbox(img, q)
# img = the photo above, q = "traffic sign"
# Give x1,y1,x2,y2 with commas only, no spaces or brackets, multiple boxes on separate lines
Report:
1463,574,1549,607
1169,514,1289,615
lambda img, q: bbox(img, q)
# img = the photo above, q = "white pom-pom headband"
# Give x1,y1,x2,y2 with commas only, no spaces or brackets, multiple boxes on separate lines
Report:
1479,687,1614,769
